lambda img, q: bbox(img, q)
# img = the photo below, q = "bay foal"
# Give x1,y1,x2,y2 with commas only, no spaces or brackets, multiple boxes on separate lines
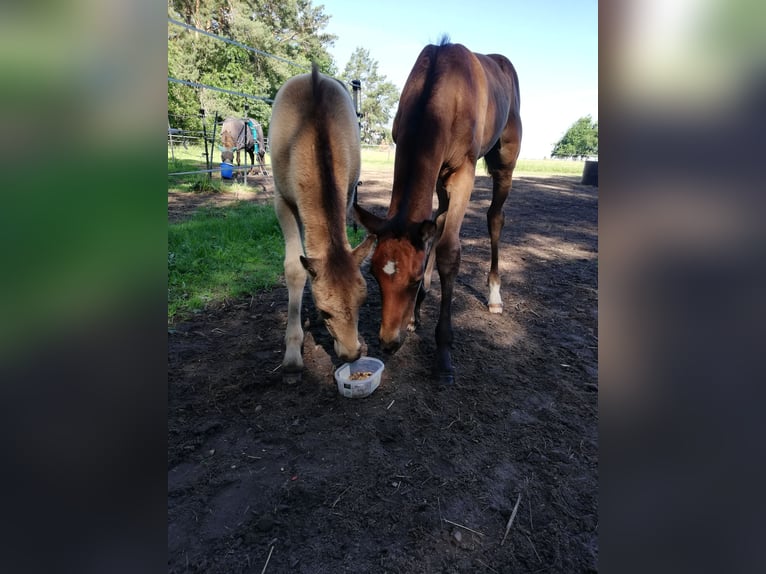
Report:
354,41,522,384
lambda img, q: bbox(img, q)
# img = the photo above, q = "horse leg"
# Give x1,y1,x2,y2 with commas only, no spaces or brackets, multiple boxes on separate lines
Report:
484,141,518,314
274,195,307,384
433,166,474,384
485,171,513,313
260,152,268,175
411,181,448,332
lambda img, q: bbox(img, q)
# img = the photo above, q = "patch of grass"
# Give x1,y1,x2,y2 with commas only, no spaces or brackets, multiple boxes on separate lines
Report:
168,202,284,322
168,157,207,191
167,143,210,164
168,145,274,192
187,174,224,193
361,145,395,168
360,145,587,177
513,158,586,175
168,201,368,323
347,223,367,245
476,158,586,176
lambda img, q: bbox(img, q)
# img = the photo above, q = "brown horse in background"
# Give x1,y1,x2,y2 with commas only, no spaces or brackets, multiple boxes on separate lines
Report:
270,64,376,384
354,41,522,384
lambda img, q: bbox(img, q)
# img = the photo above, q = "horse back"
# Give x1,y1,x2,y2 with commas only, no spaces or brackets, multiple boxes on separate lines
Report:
269,67,360,214
393,43,520,162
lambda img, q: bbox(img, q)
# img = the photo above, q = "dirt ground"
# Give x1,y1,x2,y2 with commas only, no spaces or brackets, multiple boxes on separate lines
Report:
168,168,598,573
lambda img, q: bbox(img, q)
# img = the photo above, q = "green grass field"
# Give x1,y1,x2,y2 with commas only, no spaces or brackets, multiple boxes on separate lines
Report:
170,143,586,178
168,202,284,321
360,146,585,175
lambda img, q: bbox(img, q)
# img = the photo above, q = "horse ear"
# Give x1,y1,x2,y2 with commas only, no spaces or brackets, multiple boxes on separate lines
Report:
300,256,318,279
351,234,377,266
353,202,385,234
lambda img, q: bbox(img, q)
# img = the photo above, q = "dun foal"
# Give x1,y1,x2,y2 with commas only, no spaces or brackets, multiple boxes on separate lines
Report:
270,65,375,384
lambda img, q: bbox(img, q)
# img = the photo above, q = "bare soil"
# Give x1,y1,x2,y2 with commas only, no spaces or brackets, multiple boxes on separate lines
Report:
168,168,598,572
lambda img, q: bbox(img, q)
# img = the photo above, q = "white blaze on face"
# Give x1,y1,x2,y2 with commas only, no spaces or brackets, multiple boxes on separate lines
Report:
383,260,397,276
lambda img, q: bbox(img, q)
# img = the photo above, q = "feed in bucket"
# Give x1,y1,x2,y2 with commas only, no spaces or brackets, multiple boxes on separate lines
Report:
334,357,384,398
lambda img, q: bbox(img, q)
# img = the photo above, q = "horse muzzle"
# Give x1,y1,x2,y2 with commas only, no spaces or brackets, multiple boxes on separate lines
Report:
334,339,362,362
379,329,403,354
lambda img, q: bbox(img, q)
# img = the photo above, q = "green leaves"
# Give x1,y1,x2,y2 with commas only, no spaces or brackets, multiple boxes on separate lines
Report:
168,0,336,132
551,115,599,159
341,47,399,145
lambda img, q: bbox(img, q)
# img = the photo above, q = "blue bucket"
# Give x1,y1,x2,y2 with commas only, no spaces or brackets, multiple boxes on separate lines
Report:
220,162,233,179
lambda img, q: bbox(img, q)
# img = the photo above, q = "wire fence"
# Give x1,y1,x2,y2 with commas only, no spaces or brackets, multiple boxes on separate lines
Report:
167,165,263,177
168,77,275,103
168,17,309,179
168,16,361,180
168,18,311,72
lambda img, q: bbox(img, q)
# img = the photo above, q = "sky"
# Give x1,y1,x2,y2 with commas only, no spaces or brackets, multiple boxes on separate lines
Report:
318,0,598,159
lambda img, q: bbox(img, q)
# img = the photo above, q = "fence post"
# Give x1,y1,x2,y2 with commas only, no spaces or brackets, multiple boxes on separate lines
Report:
200,108,210,179
243,103,250,185
168,120,176,163
211,112,219,179
351,79,362,133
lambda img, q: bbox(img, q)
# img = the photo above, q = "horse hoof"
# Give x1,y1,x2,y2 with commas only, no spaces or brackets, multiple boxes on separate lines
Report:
488,303,503,314
282,371,302,385
437,372,455,386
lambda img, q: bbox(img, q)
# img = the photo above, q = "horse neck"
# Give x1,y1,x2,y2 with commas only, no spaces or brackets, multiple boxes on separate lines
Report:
301,202,351,259
388,147,442,222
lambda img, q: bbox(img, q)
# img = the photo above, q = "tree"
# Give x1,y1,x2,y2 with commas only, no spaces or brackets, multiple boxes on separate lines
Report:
167,0,337,133
340,47,399,145
551,115,598,159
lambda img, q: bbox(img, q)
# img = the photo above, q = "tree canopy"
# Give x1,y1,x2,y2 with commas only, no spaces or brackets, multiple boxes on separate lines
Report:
340,47,399,145
168,0,337,134
167,1,399,146
551,115,599,159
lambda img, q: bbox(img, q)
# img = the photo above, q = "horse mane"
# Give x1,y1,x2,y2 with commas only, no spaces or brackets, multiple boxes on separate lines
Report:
310,63,354,255
385,40,455,232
